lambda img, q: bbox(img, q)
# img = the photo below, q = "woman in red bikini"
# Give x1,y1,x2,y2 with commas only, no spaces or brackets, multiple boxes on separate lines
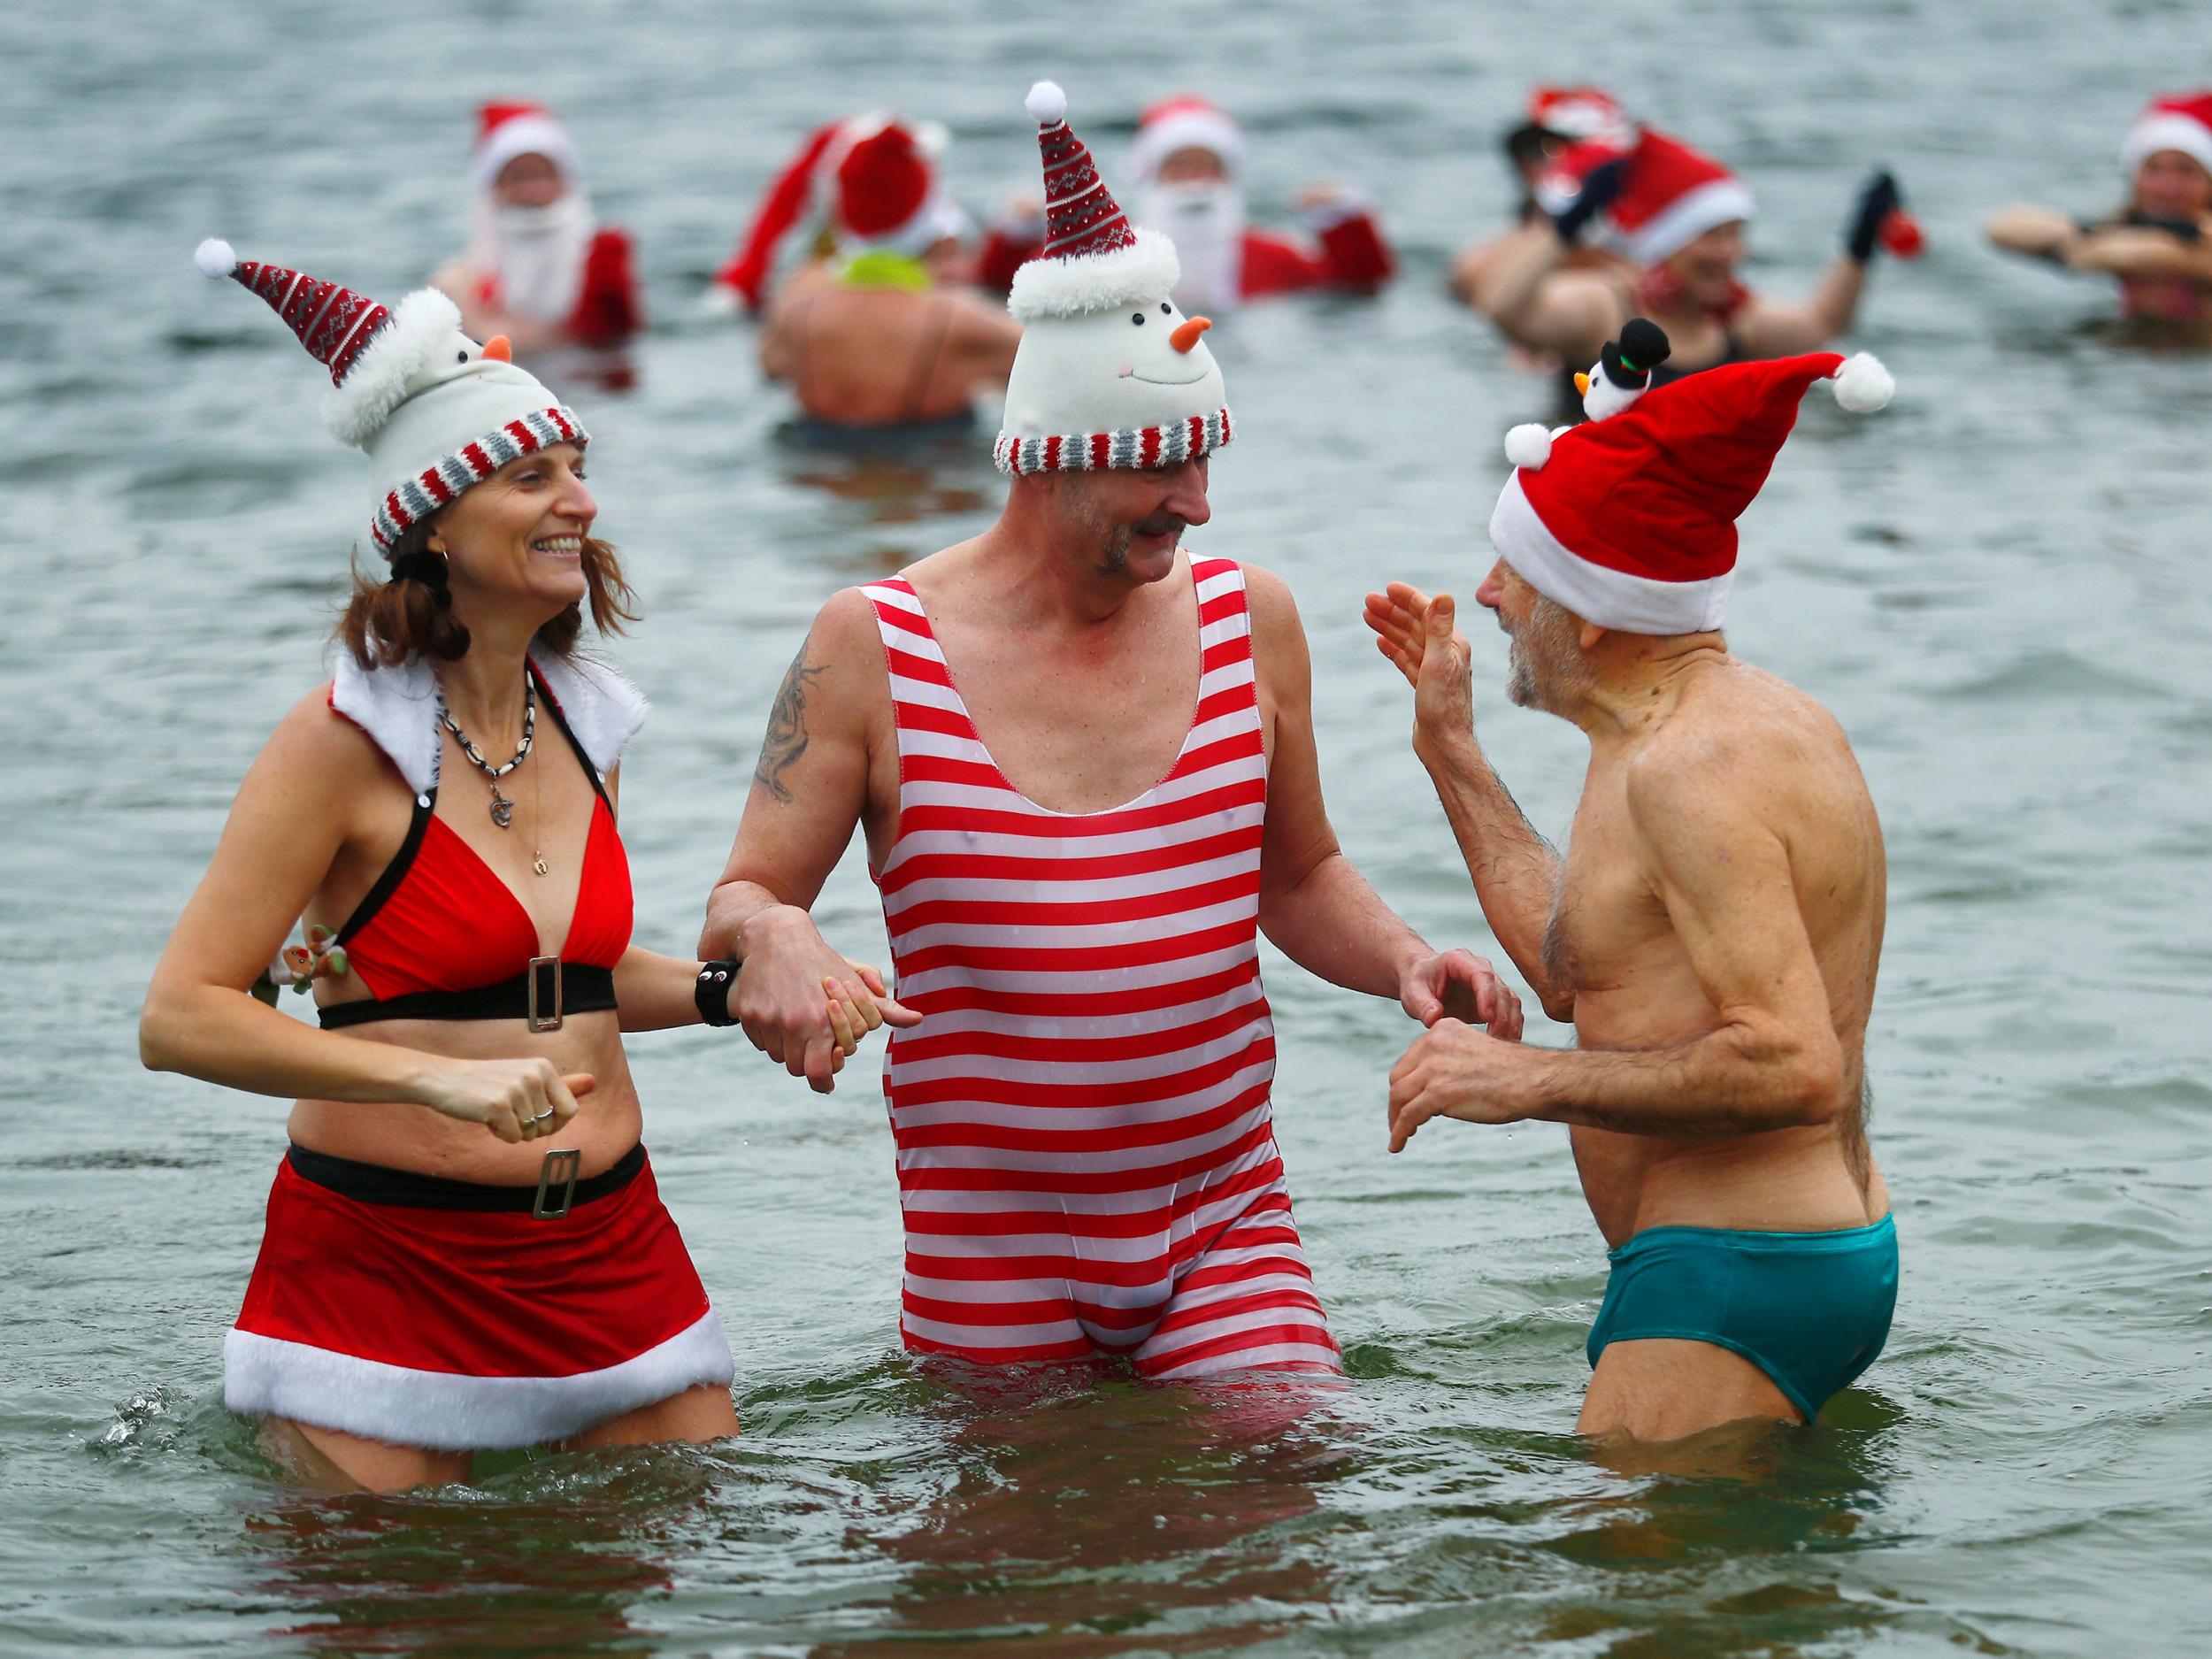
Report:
141,241,896,1492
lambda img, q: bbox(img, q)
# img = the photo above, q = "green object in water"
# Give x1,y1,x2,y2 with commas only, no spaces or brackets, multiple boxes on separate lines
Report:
837,250,932,293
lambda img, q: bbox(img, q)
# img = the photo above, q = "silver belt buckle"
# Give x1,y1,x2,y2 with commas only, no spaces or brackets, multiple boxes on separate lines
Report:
526,955,563,1032
534,1148,580,1219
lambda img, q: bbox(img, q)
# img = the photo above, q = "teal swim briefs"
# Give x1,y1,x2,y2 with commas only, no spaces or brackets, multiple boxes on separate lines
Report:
1586,1214,1898,1422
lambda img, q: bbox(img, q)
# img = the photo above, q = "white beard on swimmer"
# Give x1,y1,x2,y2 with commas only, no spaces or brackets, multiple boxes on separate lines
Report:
477,192,595,322
1133,178,1246,312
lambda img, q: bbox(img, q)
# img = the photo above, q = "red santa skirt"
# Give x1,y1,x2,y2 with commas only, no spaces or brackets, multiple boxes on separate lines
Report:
223,1143,732,1451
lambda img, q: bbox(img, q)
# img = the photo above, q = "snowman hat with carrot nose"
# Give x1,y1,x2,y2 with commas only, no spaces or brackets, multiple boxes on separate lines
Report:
995,81,1233,475
1491,321,1893,634
192,237,587,555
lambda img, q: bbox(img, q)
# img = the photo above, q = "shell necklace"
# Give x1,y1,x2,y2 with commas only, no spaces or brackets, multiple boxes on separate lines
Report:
440,678,534,833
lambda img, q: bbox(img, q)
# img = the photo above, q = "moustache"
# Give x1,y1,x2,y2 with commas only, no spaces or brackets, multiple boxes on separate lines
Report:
1132,515,1185,541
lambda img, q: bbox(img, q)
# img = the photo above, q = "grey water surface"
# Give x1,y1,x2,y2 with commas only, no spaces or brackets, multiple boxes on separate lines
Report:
4,1,2209,1654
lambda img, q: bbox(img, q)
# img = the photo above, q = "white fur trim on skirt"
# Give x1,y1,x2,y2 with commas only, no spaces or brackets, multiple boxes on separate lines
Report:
223,1306,733,1451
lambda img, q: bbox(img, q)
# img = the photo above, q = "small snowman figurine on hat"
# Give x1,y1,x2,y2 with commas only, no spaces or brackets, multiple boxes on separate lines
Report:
1574,317,1673,420
995,81,1236,475
1502,317,1893,472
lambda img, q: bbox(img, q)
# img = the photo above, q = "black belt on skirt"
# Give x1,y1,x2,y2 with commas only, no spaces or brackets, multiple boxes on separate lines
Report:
318,962,616,1032
286,1141,645,1217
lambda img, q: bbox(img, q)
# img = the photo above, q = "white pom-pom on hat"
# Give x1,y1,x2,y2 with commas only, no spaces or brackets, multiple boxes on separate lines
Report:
1831,351,1894,413
1503,422,1555,471
1026,81,1067,127
194,237,237,279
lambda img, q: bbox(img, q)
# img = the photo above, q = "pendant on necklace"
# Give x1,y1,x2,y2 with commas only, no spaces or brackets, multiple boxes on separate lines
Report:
488,784,514,829
533,854,550,877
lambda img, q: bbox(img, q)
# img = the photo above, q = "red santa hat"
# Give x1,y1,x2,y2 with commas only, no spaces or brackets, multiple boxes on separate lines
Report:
1126,96,1245,181
1489,345,1893,635
1524,85,1633,148
2120,91,2212,178
713,114,964,308
471,101,581,196
1540,127,1755,267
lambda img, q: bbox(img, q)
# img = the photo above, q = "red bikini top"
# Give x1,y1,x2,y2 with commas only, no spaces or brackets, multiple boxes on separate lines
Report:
319,666,634,1028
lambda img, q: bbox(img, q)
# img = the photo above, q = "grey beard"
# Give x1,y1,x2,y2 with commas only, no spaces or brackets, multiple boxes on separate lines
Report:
1505,595,1590,714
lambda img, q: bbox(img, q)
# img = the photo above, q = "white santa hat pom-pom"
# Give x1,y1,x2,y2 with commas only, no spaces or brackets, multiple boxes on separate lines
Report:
1026,81,1067,127
1831,351,1893,413
194,237,237,279
1503,422,1554,471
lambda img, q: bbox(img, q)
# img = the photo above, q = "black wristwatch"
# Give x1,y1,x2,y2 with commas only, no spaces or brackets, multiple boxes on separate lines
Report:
695,960,741,1028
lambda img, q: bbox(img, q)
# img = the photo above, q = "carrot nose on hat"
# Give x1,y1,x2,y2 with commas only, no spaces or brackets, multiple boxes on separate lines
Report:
480,334,513,362
1171,316,1211,353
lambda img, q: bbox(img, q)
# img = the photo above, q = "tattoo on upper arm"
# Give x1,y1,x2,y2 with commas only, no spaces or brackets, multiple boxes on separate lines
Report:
754,647,824,805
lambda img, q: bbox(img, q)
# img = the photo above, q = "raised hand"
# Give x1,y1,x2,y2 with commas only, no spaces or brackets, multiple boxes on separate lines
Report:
1362,581,1479,755
1844,170,1903,264
420,1058,596,1144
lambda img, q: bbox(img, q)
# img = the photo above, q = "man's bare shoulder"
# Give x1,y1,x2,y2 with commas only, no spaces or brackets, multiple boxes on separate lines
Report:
945,287,1022,340
807,584,895,665
895,538,986,604
1626,662,1858,826
1235,562,1309,654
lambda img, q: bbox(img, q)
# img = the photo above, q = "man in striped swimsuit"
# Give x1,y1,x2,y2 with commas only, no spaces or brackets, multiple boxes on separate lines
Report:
702,497,1522,1378
702,82,1522,1379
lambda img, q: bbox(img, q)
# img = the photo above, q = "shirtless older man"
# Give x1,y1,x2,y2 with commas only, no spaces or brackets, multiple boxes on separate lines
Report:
702,85,1518,1378
1366,334,1901,1441
713,115,1021,428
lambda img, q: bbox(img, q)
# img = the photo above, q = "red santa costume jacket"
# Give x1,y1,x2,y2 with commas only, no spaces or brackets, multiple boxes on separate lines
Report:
474,228,641,349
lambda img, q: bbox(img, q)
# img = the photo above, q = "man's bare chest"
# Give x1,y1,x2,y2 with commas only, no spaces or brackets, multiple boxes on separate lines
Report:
1545,800,1666,995
943,634,1203,815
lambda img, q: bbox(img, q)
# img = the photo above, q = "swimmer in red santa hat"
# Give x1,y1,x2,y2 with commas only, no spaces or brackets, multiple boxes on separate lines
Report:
430,102,641,360
710,112,1025,429
1452,85,1640,306
1986,91,2212,336
1121,94,1394,311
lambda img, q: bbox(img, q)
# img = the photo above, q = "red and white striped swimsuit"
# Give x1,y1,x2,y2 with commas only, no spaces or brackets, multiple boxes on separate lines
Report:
864,558,1340,1379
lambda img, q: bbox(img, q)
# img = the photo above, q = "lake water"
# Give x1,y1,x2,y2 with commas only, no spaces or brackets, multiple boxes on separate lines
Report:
4,1,2209,1653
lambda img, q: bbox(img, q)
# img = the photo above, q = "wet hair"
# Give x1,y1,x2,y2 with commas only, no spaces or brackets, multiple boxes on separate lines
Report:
334,516,639,670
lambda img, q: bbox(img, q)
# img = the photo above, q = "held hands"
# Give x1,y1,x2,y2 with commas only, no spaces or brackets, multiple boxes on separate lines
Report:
422,1057,595,1145
1399,949,1524,1040
733,908,921,1093
1386,1018,1530,1153
1363,582,1479,759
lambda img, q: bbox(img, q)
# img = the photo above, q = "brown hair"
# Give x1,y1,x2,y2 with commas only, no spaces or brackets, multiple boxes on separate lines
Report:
334,518,639,669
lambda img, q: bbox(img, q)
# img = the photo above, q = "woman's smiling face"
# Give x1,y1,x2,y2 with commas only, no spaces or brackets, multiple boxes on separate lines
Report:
428,442,596,625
